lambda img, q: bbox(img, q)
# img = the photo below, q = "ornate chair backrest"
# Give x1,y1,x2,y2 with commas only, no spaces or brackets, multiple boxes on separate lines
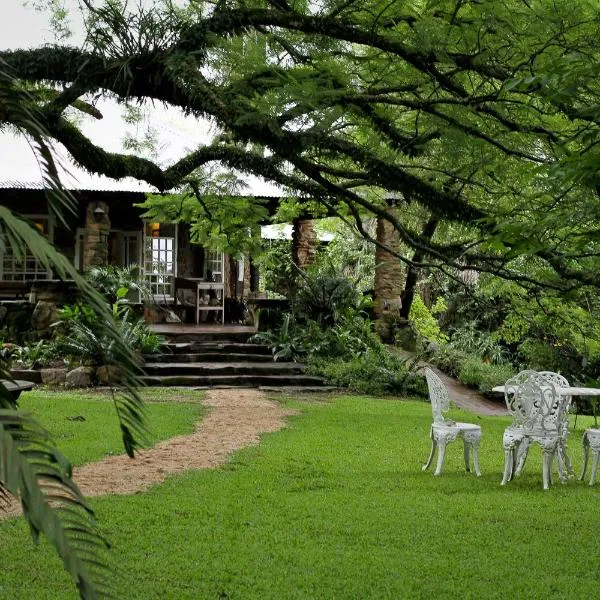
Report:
504,370,563,434
425,367,450,424
538,371,571,433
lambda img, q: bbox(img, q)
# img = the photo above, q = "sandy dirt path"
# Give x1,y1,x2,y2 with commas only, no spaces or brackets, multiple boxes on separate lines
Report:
2,388,296,517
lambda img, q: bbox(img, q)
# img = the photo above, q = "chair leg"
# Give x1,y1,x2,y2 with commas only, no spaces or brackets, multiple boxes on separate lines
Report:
515,439,530,477
463,439,471,473
580,433,590,481
434,439,447,476
501,448,514,485
561,441,575,478
556,449,566,483
590,450,600,486
422,437,437,472
471,442,481,477
542,449,554,490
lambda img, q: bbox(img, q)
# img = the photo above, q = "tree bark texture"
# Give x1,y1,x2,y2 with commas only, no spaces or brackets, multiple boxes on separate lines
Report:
374,207,403,341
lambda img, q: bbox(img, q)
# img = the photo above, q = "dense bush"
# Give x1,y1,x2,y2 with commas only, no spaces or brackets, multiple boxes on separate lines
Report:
427,346,472,378
55,287,164,366
251,309,380,362
294,266,360,325
457,356,515,395
309,349,427,397
408,296,448,347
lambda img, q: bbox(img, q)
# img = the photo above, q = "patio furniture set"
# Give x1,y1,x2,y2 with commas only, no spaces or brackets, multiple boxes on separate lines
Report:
422,368,600,490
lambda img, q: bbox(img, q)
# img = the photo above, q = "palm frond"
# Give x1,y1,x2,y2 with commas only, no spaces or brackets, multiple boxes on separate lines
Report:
0,63,147,598
0,409,115,599
0,206,148,455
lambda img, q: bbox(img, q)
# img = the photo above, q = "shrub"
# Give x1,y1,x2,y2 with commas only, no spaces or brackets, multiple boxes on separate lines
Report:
55,303,164,366
458,356,515,394
449,322,510,365
408,296,448,346
309,349,428,397
427,346,472,378
251,309,380,362
294,266,359,325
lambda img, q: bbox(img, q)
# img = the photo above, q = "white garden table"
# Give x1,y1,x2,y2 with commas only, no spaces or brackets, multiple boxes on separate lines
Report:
493,384,600,486
492,386,600,397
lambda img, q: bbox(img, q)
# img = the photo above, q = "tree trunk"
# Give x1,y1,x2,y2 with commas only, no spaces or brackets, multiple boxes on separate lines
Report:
373,207,403,341
399,218,438,320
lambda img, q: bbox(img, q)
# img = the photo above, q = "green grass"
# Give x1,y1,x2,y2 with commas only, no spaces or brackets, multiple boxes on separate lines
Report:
14,388,205,466
1,394,599,599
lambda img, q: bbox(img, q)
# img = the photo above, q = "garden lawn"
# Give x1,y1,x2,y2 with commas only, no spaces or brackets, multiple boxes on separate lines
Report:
1,393,599,599
12,388,205,466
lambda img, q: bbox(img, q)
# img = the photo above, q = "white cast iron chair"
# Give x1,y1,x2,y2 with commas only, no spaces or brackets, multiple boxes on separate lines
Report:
501,370,567,490
422,367,482,476
580,429,600,486
538,371,574,478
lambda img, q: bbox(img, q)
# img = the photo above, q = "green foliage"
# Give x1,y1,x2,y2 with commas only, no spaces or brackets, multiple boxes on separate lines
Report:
85,264,150,305
408,296,448,346
449,322,510,365
427,346,472,379
9,340,61,369
251,309,379,363
55,304,164,366
254,239,294,297
294,265,360,325
310,349,427,397
139,172,269,255
457,356,516,395
314,218,376,295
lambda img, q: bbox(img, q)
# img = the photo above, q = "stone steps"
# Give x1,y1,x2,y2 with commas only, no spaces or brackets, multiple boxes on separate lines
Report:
151,352,274,363
142,331,324,388
143,361,305,376
164,342,272,356
141,374,325,387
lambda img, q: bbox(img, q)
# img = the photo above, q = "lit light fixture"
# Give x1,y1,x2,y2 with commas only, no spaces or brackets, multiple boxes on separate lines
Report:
93,204,106,222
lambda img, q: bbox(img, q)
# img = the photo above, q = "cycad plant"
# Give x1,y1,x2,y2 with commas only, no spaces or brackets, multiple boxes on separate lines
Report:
0,64,147,599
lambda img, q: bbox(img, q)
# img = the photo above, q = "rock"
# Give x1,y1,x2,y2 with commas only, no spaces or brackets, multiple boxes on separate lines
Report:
66,366,95,388
41,368,67,385
31,300,57,331
96,365,122,385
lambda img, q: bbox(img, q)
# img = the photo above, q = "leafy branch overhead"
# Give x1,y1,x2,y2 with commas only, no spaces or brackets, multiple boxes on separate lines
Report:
2,0,600,290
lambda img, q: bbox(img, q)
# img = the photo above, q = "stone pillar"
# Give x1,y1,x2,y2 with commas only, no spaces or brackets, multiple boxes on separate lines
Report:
374,207,403,341
82,201,110,269
291,218,318,270
243,254,251,296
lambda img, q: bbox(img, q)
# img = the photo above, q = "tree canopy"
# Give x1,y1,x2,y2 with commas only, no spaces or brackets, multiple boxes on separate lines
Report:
2,0,600,293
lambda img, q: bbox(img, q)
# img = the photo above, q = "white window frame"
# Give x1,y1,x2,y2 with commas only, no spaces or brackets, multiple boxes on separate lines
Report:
204,249,224,283
143,223,178,301
0,215,54,281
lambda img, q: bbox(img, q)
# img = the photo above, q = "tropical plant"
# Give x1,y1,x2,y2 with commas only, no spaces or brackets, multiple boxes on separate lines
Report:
294,266,360,325
57,303,164,365
85,264,151,305
310,348,427,397
0,64,146,599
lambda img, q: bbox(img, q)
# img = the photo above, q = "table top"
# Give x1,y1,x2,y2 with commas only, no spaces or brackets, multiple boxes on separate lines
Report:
492,385,600,396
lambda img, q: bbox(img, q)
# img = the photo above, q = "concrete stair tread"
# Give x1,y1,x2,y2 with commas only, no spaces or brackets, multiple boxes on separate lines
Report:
144,361,301,369
164,342,271,354
147,353,274,363
141,374,324,387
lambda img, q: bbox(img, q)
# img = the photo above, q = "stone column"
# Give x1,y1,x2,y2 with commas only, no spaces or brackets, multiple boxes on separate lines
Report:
291,218,318,270
82,201,111,270
374,207,403,341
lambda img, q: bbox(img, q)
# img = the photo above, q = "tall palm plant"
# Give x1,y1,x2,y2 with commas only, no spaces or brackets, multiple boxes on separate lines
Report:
0,64,147,599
